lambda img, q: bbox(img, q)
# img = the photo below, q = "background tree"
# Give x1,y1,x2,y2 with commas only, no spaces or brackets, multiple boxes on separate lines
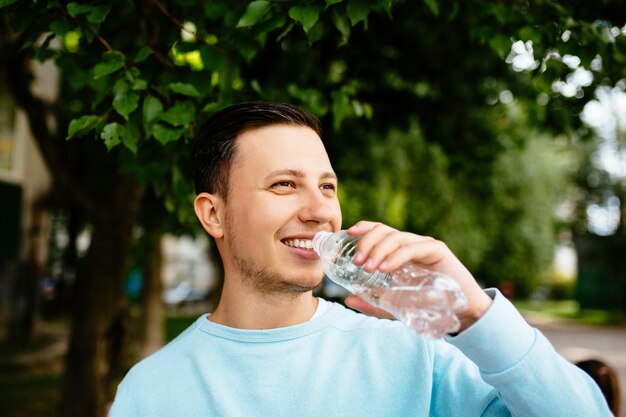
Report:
1,1,625,416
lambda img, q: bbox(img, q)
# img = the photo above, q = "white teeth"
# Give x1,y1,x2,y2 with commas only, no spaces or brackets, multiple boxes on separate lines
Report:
284,239,313,250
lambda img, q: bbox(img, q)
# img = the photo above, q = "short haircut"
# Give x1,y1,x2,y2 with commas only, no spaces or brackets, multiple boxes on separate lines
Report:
191,101,322,200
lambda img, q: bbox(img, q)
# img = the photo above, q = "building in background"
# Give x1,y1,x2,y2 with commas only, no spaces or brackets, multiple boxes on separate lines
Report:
0,60,54,341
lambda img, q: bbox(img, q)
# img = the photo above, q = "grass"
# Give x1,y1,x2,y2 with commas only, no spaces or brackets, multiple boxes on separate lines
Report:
515,299,626,326
0,332,63,417
0,373,61,417
0,313,200,417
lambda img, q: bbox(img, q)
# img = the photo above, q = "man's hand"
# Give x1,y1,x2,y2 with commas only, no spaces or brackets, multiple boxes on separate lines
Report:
345,221,493,333
344,294,395,319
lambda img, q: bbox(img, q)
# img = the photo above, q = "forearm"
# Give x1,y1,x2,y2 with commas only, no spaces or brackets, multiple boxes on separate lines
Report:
446,289,613,417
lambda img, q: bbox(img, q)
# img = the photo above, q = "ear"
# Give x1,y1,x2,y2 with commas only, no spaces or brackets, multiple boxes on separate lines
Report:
194,192,225,239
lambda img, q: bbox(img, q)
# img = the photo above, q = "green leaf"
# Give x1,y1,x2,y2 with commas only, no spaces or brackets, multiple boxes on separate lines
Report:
305,20,326,44
331,90,352,130
233,36,260,63
325,0,344,5
131,79,147,91
67,2,88,16
153,124,184,145
256,13,286,33
346,0,372,26
332,9,350,45
202,102,222,113
133,46,152,63
143,96,163,124
488,35,511,58
100,122,124,150
0,0,19,8
93,51,125,79
113,78,129,95
159,102,195,127
67,3,110,23
50,20,71,37
67,115,99,139
34,47,56,62
423,0,439,16
289,5,321,33
169,82,200,97
236,1,271,28
85,4,110,23
377,0,392,15
113,91,139,121
122,122,139,153
199,46,225,71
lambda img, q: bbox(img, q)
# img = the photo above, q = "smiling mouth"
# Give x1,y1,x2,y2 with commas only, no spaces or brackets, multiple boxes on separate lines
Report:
282,239,314,250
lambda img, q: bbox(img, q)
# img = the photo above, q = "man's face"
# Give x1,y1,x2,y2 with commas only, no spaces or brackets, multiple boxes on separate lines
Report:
221,124,342,295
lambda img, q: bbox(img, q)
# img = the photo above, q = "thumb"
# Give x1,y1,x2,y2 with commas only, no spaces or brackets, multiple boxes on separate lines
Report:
344,294,395,320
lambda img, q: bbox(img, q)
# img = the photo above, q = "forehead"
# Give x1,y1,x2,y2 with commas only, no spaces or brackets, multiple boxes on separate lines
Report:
232,124,333,174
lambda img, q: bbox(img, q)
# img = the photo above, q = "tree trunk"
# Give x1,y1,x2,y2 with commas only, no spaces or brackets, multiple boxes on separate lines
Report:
138,229,164,359
59,178,143,417
8,189,49,343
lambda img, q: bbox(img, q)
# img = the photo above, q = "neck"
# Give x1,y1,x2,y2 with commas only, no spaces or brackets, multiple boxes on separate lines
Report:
209,277,319,329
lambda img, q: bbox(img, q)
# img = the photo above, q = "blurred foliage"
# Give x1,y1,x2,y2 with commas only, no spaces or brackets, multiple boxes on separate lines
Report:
2,1,626,413
1,0,625,292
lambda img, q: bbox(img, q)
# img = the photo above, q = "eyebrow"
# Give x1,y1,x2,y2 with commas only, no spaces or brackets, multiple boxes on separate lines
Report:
264,169,338,181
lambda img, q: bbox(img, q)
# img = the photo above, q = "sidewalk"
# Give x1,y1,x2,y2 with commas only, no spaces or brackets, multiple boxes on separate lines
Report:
524,310,626,417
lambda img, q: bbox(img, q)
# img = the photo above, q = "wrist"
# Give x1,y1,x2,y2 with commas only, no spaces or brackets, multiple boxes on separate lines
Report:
457,291,493,333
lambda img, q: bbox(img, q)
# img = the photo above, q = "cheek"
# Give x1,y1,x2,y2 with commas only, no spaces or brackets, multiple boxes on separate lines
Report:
331,200,342,229
238,199,295,236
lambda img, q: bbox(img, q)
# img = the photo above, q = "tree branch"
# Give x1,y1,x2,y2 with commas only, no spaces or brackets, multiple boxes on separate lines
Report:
151,0,223,52
58,7,130,70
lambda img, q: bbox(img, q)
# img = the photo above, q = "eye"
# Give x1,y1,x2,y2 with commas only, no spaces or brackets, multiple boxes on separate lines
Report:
272,180,294,188
320,183,336,191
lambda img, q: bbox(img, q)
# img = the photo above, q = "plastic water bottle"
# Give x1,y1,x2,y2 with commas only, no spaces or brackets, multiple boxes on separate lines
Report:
313,230,468,338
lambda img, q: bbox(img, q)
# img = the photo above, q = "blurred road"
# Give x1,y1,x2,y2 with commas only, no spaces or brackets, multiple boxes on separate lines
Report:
526,312,626,417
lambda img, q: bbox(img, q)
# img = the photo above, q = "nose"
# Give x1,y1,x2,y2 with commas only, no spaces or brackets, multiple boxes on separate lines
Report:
297,188,336,225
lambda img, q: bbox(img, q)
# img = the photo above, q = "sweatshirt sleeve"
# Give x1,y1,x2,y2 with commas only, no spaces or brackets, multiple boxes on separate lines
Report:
108,377,138,417
444,288,613,417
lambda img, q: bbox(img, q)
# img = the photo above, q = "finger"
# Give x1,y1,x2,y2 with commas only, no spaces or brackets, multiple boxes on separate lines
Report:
366,233,433,273
347,221,380,237
344,295,395,319
378,239,448,272
381,240,478,291
346,221,382,264
350,223,396,265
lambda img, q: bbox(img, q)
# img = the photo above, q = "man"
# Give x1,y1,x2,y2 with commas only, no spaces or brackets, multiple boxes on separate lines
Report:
109,101,611,416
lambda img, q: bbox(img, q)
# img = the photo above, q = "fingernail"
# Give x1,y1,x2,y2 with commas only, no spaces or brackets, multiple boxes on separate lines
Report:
379,261,389,270
353,251,364,264
364,259,375,270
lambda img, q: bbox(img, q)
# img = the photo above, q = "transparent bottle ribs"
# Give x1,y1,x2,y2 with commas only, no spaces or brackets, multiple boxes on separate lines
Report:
314,230,467,338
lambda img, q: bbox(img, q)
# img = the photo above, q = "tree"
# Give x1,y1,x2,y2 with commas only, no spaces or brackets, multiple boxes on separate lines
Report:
1,1,625,416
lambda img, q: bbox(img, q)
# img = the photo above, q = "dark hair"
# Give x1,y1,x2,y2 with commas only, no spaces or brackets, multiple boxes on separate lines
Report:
576,359,621,416
191,101,322,200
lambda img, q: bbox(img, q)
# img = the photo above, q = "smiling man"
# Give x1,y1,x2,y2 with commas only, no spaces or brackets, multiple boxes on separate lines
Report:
198,122,341,329
109,102,612,417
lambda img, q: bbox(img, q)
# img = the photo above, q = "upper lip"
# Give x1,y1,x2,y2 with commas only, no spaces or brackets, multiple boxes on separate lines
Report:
280,229,332,241
281,233,318,241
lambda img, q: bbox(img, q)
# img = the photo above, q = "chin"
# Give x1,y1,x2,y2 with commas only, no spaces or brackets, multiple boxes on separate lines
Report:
287,275,325,291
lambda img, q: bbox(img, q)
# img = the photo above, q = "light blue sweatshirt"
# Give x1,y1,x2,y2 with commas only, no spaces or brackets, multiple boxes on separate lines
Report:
109,289,612,416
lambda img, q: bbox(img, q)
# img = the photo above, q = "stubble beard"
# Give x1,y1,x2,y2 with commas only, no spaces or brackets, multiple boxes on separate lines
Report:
225,211,324,297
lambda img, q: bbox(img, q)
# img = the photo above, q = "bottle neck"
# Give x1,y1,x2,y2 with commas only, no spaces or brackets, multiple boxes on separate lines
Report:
313,231,335,256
